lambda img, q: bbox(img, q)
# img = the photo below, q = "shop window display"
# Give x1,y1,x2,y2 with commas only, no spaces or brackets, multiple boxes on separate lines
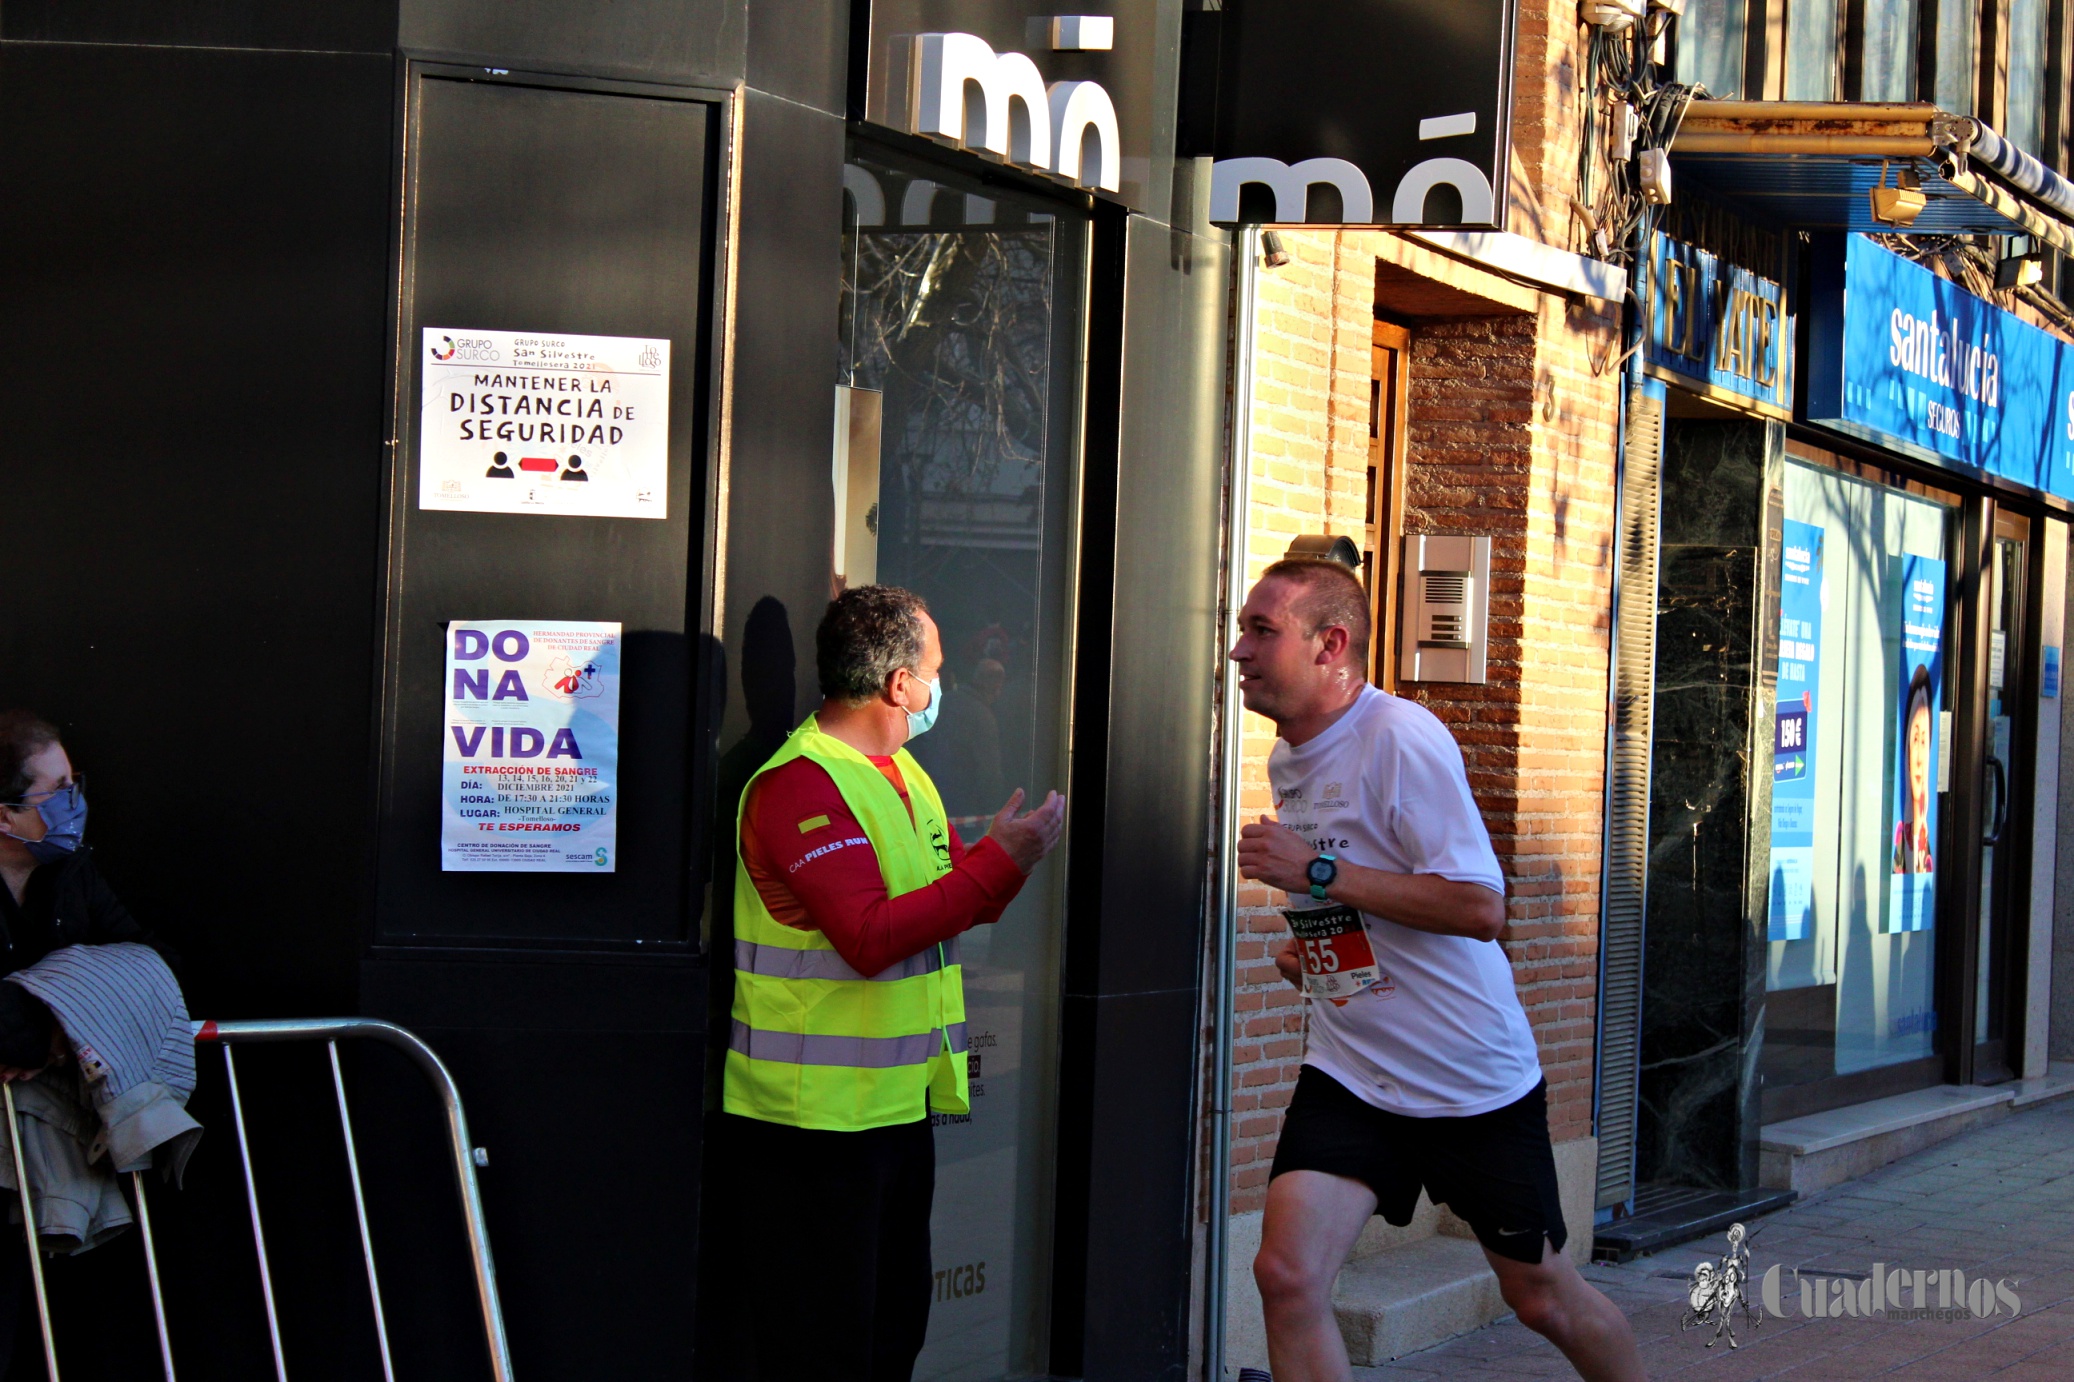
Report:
1767,461,1953,1085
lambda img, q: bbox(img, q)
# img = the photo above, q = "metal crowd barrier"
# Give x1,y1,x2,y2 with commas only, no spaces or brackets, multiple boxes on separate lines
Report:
2,1017,515,1382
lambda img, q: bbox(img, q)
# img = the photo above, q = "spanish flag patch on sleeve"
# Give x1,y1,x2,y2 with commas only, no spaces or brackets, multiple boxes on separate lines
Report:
797,814,832,834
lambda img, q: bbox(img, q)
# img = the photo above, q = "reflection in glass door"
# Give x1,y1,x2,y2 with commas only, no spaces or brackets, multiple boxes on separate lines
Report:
1765,460,1954,1107
837,146,1086,1382
1975,523,2030,1077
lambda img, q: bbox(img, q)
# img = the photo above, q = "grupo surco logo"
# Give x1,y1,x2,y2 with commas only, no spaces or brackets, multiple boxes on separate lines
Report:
1679,1223,2024,1352
430,334,501,363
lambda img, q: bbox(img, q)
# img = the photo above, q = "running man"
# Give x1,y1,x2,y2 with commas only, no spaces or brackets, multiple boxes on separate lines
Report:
1230,558,1643,1382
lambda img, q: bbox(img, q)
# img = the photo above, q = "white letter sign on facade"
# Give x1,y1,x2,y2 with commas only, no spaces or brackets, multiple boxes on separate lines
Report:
1190,0,1516,228
1046,78,1121,191
913,32,1053,170
909,32,1122,192
1208,157,1374,224
862,2,1155,208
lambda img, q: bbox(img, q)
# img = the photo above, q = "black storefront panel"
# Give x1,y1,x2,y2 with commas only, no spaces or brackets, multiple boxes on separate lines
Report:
398,0,746,85
0,40,394,1015
1,35,402,1379
1051,210,1227,1382
366,64,725,1380
0,0,395,51
375,70,715,948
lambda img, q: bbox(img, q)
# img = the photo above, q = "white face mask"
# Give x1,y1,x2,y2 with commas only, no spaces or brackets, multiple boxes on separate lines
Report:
905,675,942,741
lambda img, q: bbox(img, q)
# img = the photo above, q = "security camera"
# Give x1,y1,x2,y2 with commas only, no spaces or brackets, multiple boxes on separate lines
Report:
1869,165,1926,227
1638,148,1672,205
1261,230,1291,269
1582,0,1644,30
1996,251,2044,288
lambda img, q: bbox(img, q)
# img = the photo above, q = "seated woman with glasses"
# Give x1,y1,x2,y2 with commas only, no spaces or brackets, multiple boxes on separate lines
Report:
0,710,165,1084
0,711,178,1374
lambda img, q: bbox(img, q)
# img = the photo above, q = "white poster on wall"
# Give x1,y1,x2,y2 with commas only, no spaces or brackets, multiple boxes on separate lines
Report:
441,619,621,873
417,328,670,519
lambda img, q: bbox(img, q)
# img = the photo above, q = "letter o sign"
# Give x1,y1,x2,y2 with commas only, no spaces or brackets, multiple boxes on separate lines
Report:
492,630,530,662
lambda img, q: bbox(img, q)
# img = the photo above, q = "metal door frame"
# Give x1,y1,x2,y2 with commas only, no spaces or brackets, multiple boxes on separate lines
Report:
374,57,740,957
1939,494,2043,1087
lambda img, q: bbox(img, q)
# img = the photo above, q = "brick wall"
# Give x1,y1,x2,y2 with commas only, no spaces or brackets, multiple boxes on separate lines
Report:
1506,1,1594,249
1224,0,1623,1209
1227,234,1376,1213
1399,301,1619,1152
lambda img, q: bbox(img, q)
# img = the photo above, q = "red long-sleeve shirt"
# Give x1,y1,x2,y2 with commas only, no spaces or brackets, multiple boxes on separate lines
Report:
741,754,1026,977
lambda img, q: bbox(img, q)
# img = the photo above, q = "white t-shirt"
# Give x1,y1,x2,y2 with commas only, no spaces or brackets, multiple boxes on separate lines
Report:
1268,685,1542,1117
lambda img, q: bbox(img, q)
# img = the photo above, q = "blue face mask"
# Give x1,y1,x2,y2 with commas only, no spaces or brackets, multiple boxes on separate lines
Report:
2,782,86,864
906,675,942,741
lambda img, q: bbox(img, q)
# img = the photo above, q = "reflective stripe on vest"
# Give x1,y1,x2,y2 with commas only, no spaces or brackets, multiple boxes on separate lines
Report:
732,934,961,983
729,1019,971,1068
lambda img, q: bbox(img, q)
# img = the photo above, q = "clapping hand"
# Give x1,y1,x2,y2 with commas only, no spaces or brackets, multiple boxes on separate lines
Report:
985,788,1066,874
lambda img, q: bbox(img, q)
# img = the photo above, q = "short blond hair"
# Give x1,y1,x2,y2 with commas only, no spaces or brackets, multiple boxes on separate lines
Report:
1260,559,1370,659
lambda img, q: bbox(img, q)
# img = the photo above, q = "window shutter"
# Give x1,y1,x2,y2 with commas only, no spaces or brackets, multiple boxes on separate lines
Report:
1595,385,1663,1210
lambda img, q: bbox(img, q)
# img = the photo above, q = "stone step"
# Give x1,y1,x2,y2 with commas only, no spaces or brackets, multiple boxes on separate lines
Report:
2009,1060,2074,1111
1760,1084,2014,1196
1331,1233,1508,1364
1589,1184,1797,1263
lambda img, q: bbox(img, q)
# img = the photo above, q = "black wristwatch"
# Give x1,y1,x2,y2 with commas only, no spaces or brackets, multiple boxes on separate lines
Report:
1306,853,1338,900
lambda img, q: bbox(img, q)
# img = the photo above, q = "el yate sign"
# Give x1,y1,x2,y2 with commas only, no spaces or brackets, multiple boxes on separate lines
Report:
1644,232,1793,419
1196,0,1518,227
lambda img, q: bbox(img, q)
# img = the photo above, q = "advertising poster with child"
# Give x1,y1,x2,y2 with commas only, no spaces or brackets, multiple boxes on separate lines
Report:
441,619,621,873
1885,557,1944,932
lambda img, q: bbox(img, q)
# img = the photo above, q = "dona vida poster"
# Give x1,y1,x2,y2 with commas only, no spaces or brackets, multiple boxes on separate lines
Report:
441,619,621,873
1769,519,1823,942
1886,557,1944,932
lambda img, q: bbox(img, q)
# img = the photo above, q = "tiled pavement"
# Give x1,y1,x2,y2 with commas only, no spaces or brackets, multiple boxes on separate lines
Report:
1356,1095,2074,1379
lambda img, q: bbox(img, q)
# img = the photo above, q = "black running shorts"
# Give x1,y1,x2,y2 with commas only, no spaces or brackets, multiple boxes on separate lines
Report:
1268,1065,1568,1264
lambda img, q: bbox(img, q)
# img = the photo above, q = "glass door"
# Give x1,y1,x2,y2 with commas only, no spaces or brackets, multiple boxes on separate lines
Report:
1973,517,2032,1080
837,143,1087,1382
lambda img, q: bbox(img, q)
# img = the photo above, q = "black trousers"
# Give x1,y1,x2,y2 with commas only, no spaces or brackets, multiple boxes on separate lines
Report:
720,1112,935,1382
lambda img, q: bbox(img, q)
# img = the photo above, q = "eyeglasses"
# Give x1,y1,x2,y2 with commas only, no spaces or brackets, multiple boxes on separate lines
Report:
2,775,83,812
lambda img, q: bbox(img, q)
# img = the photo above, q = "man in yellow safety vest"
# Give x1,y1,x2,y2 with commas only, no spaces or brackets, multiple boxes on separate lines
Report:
722,584,1064,1382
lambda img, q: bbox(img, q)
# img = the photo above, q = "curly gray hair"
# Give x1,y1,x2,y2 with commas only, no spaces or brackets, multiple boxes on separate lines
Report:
817,586,930,704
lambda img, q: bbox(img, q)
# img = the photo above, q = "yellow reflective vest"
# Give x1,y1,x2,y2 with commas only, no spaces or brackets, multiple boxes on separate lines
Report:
723,716,970,1131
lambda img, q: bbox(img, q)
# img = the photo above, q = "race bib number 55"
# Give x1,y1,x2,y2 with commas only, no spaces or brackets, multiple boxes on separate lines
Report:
1284,904,1383,1006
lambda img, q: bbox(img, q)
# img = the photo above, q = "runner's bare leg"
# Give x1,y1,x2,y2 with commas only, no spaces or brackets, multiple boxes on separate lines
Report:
1482,1238,1645,1382
1254,1169,1376,1382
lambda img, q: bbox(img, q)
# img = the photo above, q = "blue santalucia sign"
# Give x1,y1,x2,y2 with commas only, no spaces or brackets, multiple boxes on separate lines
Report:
1807,234,2074,502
